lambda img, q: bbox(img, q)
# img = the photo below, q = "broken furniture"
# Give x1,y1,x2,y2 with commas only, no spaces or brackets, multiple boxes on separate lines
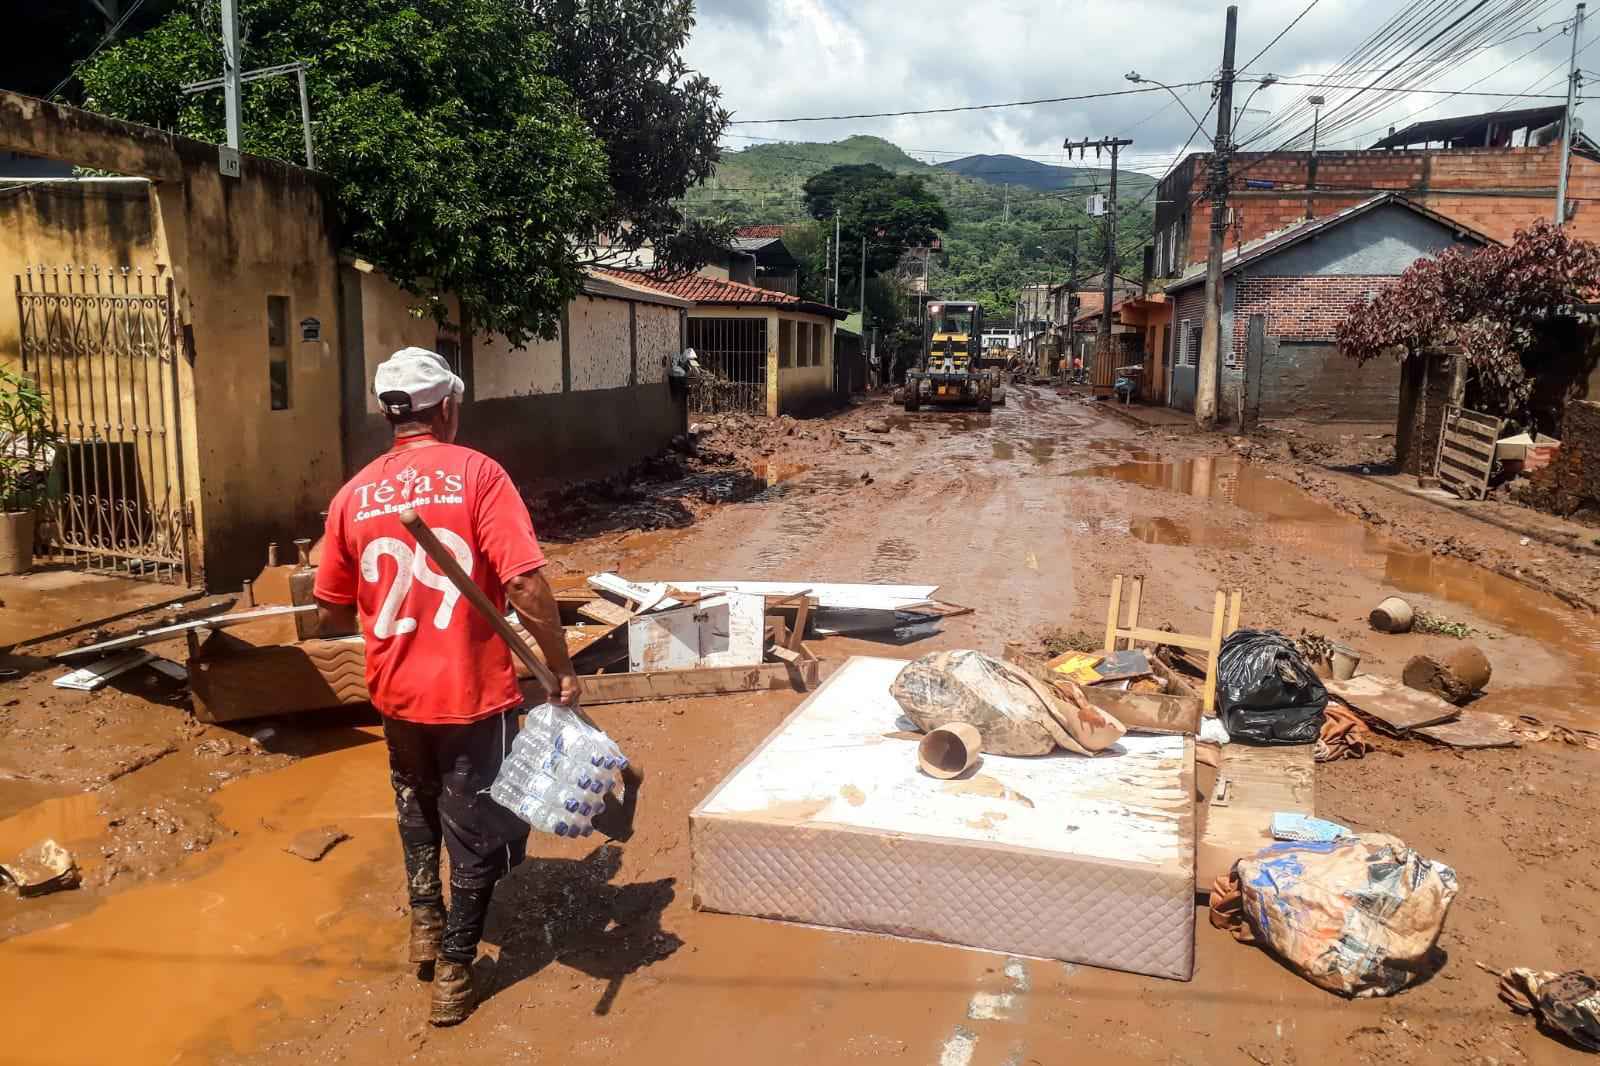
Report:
1195,742,1316,893
1435,404,1505,501
1103,574,1241,716
691,656,1197,980
1323,673,1517,750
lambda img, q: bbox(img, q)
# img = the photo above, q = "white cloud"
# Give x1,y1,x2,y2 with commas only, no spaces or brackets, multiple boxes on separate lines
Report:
684,0,1591,177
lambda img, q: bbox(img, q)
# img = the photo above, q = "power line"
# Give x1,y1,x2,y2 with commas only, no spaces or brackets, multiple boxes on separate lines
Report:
726,82,1210,125
46,0,149,100
1240,0,1325,72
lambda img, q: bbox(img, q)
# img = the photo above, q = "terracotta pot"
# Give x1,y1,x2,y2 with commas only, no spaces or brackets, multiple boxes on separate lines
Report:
1330,644,1361,682
917,722,982,779
0,510,35,576
1369,596,1414,633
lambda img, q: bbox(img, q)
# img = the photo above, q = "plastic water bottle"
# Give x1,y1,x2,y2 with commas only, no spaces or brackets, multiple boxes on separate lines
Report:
552,719,629,772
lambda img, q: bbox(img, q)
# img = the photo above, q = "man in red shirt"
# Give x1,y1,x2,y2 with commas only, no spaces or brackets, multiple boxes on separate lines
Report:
315,347,580,1026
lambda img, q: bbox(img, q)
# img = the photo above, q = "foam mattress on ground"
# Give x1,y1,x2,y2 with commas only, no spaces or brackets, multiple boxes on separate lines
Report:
691,656,1196,980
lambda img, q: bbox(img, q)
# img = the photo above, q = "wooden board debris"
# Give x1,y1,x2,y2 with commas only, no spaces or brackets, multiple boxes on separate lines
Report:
1435,404,1505,501
1324,673,1460,734
577,599,633,627
1412,710,1521,750
1196,743,1316,892
522,661,808,706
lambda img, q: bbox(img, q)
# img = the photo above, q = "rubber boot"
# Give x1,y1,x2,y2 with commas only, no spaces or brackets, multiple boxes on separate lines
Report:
409,903,446,970
429,960,475,1027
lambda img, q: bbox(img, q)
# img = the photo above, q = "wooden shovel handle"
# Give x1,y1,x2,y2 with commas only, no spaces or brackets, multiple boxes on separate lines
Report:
399,508,567,700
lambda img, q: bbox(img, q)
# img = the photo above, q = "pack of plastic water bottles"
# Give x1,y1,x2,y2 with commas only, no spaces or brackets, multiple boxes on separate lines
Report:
489,703,630,838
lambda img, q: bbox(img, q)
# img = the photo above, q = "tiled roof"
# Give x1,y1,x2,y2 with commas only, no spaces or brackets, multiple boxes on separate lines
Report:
593,267,847,319
736,225,786,239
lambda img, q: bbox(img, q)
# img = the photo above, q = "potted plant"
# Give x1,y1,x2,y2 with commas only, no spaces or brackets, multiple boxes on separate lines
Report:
0,365,58,576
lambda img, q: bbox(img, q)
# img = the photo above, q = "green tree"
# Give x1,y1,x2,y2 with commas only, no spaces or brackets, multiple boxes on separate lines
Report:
802,163,948,309
76,0,702,345
529,0,731,274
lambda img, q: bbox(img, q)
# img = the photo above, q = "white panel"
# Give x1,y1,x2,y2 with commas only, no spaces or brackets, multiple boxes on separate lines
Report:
568,296,631,391
626,593,765,672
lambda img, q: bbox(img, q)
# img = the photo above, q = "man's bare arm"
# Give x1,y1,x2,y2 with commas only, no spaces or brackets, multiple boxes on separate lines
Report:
315,599,359,637
506,569,581,706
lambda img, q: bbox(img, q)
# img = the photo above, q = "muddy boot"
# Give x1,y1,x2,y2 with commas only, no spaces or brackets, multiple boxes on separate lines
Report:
428,960,475,1027
409,903,446,974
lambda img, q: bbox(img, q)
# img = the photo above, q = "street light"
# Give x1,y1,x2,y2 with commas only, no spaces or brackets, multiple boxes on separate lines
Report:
1126,71,1210,138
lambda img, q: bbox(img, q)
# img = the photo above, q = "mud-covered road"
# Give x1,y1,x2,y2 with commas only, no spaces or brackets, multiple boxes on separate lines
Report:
2,386,1598,1065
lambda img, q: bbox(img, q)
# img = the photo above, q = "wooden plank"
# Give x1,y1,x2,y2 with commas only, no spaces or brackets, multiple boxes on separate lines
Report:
1081,688,1201,735
577,599,633,627
1227,590,1242,634
1116,625,1215,653
1196,743,1315,892
1412,710,1520,749
1126,576,1144,638
1324,673,1460,733
523,662,803,706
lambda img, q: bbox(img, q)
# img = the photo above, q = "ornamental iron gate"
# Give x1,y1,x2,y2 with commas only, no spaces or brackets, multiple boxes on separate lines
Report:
16,266,192,583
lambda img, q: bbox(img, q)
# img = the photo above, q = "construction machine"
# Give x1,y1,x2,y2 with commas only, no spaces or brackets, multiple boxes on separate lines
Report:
905,300,1001,411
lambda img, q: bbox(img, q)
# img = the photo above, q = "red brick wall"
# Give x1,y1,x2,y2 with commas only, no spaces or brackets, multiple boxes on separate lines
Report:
1164,145,1600,270
1234,275,1405,421
1231,275,1398,365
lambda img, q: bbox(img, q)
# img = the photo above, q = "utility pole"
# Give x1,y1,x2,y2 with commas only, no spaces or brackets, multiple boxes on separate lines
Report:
1196,4,1238,429
1065,136,1133,373
834,214,842,304
859,234,869,334
1557,3,1587,226
220,0,242,150
824,234,833,305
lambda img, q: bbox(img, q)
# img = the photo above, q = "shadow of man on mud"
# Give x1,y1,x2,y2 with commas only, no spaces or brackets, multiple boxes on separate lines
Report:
478,843,682,1016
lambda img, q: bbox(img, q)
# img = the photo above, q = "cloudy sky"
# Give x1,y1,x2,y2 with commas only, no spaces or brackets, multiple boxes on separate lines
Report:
684,0,1592,176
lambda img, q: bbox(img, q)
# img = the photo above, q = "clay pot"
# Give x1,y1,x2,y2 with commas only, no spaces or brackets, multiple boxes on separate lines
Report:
1330,644,1361,681
0,511,35,576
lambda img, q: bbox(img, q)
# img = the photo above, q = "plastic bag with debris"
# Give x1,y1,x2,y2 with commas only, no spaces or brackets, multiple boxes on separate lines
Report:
1217,628,1328,745
1209,833,1458,998
891,649,1125,756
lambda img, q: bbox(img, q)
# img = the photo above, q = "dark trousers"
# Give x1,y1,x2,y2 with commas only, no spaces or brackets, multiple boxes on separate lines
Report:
384,708,529,964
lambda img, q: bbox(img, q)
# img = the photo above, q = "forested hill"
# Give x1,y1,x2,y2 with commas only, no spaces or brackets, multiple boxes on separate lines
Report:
680,135,1160,323
937,154,1157,198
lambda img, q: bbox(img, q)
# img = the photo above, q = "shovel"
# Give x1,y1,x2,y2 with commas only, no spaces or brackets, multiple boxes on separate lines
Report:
400,509,644,837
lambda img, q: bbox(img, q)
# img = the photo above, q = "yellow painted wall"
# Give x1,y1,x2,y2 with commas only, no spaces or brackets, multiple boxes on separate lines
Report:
474,328,563,399
0,180,164,373
775,312,835,415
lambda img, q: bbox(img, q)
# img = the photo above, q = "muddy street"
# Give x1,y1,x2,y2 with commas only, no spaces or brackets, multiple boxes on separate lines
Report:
2,386,1598,1065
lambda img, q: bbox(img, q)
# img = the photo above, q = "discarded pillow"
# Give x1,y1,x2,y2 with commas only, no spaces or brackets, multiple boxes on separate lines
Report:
1212,833,1458,997
892,650,1124,756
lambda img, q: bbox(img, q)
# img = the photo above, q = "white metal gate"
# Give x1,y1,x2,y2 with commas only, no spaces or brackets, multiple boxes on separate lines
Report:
16,266,192,582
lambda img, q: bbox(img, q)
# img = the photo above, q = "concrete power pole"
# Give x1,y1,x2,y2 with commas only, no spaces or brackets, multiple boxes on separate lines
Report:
1196,4,1239,429
1064,136,1133,378
220,0,243,150
1557,3,1587,226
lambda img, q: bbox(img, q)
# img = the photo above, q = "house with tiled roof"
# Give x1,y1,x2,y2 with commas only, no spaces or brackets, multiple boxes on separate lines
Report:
598,268,846,417
697,225,801,295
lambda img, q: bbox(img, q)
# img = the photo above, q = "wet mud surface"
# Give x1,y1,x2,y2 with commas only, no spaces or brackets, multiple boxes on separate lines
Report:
2,386,1598,1064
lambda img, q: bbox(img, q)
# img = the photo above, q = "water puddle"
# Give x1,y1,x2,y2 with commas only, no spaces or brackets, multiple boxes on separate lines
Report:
0,791,106,858
0,726,400,1065
1074,455,1600,718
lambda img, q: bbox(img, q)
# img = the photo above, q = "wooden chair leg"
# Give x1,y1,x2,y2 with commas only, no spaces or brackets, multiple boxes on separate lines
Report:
1227,589,1241,634
1104,575,1124,653
1201,590,1227,717
1126,577,1144,642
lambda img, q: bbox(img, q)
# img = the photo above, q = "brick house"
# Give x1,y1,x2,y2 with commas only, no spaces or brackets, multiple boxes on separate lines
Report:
1162,194,1492,421
1152,106,1596,278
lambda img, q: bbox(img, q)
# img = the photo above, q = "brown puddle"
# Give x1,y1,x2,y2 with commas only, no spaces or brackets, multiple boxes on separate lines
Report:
0,727,401,1066
0,791,106,857
1076,455,1600,720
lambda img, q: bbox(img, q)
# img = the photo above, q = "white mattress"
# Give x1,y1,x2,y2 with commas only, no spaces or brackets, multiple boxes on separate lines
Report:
691,656,1196,980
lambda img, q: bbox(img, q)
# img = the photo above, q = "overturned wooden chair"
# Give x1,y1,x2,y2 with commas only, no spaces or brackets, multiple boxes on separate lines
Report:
1103,574,1241,716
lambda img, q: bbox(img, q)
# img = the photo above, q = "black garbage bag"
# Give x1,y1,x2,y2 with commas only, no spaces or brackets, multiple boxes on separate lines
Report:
1217,628,1328,745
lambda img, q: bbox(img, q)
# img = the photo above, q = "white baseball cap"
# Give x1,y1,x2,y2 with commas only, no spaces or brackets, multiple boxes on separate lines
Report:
373,347,464,417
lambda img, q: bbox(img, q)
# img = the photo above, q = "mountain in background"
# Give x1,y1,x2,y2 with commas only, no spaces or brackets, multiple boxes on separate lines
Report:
681,135,1159,323
937,153,1157,198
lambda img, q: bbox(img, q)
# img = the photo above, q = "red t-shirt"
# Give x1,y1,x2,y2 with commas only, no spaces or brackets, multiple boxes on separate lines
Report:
314,434,546,725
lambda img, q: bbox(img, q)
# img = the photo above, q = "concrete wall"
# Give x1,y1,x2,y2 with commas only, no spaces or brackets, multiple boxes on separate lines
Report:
1251,203,1482,277
772,313,835,416
343,269,687,492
